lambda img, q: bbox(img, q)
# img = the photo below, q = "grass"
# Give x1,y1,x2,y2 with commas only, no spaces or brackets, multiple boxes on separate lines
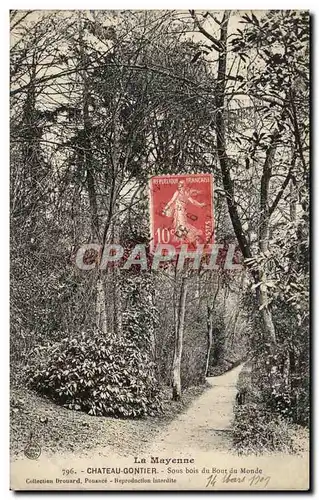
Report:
232,362,309,455
236,364,252,391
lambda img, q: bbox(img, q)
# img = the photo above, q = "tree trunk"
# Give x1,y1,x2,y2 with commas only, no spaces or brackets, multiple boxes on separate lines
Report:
257,286,276,344
213,12,277,346
258,130,279,345
172,275,188,401
113,269,122,336
111,215,122,337
289,349,298,422
150,288,157,360
96,277,107,334
214,12,252,263
78,12,107,335
205,305,213,377
205,272,220,376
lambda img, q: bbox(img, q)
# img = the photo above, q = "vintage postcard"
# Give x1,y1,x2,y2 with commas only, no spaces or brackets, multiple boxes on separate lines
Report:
10,9,310,491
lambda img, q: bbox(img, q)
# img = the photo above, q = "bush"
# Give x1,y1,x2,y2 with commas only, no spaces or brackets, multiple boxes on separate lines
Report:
26,331,163,418
233,402,308,455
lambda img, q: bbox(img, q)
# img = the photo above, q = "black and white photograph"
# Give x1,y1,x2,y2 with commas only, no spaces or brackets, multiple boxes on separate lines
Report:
9,8,310,491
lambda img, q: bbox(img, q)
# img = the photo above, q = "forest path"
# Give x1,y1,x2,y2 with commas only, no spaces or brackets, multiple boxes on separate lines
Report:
11,364,244,470
147,364,244,455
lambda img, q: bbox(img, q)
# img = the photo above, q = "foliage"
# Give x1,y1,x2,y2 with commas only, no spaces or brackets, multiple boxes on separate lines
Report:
233,402,308,455
253,343,309,427
10,9,309,434
233,366,308,455
26,332,162,418
122,272,159,351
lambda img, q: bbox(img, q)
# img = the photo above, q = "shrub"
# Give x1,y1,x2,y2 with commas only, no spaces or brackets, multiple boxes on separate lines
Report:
233,402,308,455
26,331,162,418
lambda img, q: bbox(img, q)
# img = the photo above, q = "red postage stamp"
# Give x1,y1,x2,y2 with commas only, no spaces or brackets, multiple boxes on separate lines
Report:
149,174,214,253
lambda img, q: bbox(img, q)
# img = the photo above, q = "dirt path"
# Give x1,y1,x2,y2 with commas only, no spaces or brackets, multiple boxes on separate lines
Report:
11,363,310,491
147,364,244,456
11,364,243,467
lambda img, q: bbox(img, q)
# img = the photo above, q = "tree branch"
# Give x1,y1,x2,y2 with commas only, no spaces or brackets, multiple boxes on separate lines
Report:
190,10,222,52
214,12,252,261
269,158,296,217
10,11,32,31
208,13,222,25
